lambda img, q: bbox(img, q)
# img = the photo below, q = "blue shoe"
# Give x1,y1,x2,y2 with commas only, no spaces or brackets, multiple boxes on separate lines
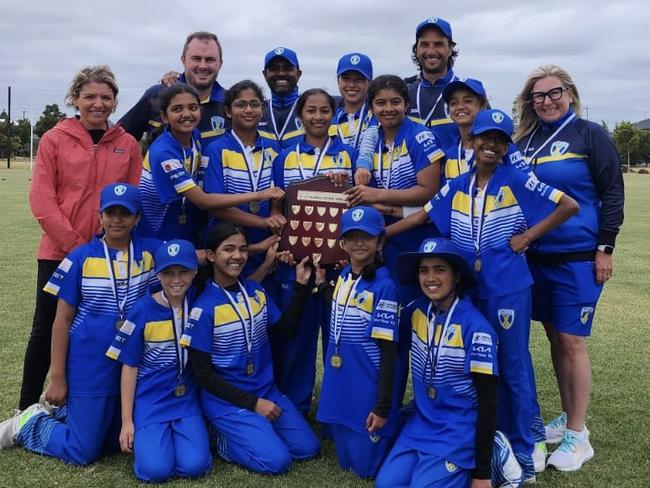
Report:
492,431,523,487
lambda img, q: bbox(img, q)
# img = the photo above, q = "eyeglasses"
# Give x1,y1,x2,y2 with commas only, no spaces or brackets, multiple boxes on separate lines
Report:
231,100,263,110
530,87,567,104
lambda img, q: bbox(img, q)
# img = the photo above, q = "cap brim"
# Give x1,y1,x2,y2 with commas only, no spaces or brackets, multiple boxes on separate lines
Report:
472,126,513,143
443,80,484,102
155,259,198,274
396,251,477,287
340,224,383,238
100,201,138,214
337,67,371,80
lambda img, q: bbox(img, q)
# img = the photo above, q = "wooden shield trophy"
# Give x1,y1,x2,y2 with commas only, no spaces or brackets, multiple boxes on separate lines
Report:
280,176,349,265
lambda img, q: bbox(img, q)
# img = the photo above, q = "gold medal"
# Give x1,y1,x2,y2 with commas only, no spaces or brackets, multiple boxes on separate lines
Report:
174,384,186,397
428,386,436,399
249,201,260,214
330,354,343,369
474,258,482,272
178,213,187,224
115,319,125,331
246,361,254,376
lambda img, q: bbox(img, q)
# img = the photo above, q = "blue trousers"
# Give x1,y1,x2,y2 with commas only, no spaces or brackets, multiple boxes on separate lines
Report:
208,394,320,474
17,395,120,465
376,439,471,488
477,288,536,474
331,424,393,478
133,414,212,482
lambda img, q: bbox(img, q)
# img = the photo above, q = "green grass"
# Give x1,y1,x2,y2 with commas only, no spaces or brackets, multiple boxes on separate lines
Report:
1,167,649,487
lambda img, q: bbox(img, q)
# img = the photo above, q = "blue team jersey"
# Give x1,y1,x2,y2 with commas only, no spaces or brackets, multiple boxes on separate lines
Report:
317,266,403,437
43,235,161,396
371,117,444,273
138,128,207,244
202,130,280,271
399,296,498,469
441,139,528,186
330,100,376,149
106,292,202,427
259,99,305,150
518,111,621,254
424,163,564,299
273,137,357,282
180,279,282,418
407,70,462,149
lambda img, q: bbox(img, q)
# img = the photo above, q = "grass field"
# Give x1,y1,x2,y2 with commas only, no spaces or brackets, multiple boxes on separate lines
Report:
0,165,648,487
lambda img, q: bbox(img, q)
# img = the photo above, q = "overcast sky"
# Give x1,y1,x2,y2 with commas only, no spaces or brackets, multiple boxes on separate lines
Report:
1,0,649,130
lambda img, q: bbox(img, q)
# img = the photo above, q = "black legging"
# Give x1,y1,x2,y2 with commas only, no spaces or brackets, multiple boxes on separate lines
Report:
18,259,60,410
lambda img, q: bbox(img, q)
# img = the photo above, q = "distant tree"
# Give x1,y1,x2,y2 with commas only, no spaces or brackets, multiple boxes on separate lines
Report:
613,122,641,169
0,110,22,157
34,104,65,137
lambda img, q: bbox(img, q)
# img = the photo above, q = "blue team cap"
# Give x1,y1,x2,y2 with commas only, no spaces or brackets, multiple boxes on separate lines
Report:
396,238,476,287
340,206,385,237
416,17,453,42
471,109,514,142
154,239,198,274
336,52,373,80
442,78,487,103
264,47,299,69
100,183,140,214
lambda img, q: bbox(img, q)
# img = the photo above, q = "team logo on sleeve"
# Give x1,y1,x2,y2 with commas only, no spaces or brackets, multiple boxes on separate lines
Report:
189,307,203,321
352,208,364,221
350,55,361,65
377,299,398,313
167,243,180,256
524,174,540,190
580,306,594,325
114,184,127,196
416,131,434,144
550,141,570,156
498,309,515,329
211,116,225,132
162,160,183,173
492,112,504,124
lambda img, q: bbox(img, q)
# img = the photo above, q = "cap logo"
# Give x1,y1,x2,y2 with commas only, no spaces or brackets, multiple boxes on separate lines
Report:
423,241,437,252
352,208,364,221
167,243,180,257
428,17,438,24
114,185,127,196
492,112,504,124
350,55,360,65
274,47,285,55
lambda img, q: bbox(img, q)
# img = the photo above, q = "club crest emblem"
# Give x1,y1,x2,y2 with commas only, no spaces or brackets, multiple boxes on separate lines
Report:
498,309,514,329
495,188,505,208
352,208,364,221
445,461,458,472
580,306,594,325
350,55,361,65
369,434,381,443
356,291,369,305
114,184,127,196
211,116,225,132
167,243,180,257
492,111,504,124
550,141,570,156
428,17,439,24
333,154,344,167
274,47,285,55
423,241,437,253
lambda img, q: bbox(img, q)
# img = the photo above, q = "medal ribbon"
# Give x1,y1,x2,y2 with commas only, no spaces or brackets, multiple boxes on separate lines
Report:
268,98,298,141
102,238,134,321
179,140,199,221
231,130,265,193
215,281,255,363
522,112,576,165
424,297,459,388
377,140,399,190
336,103,367,149
160,291,188,380
332,273,362,353
468,173,491,260
295,138,331,180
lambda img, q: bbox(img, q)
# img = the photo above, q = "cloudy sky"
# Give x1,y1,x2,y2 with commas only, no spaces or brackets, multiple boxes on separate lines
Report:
1,0,649,130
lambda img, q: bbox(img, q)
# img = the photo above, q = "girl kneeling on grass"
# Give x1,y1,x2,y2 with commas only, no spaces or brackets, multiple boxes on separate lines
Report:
0,183,161,465
315,206,403,478
106,239,211,482
179,223,320,474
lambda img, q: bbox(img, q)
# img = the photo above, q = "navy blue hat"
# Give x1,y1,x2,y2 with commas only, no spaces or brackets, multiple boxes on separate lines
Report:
154,239,198,274
340,206,385,237
264,47,299,69
442,78,487,103
100,183,140,214
416,17,453,41
396,238,476,287
337,52,373,80
471,109,513,142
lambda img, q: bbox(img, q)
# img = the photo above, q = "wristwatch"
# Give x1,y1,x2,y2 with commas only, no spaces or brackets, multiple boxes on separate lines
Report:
597,244,614,255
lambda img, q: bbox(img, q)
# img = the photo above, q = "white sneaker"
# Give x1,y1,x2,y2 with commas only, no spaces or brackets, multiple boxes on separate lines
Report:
547,428,594,472
544,412,567,444
492,431,523,487
0,404,48,449
532,441,547,473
